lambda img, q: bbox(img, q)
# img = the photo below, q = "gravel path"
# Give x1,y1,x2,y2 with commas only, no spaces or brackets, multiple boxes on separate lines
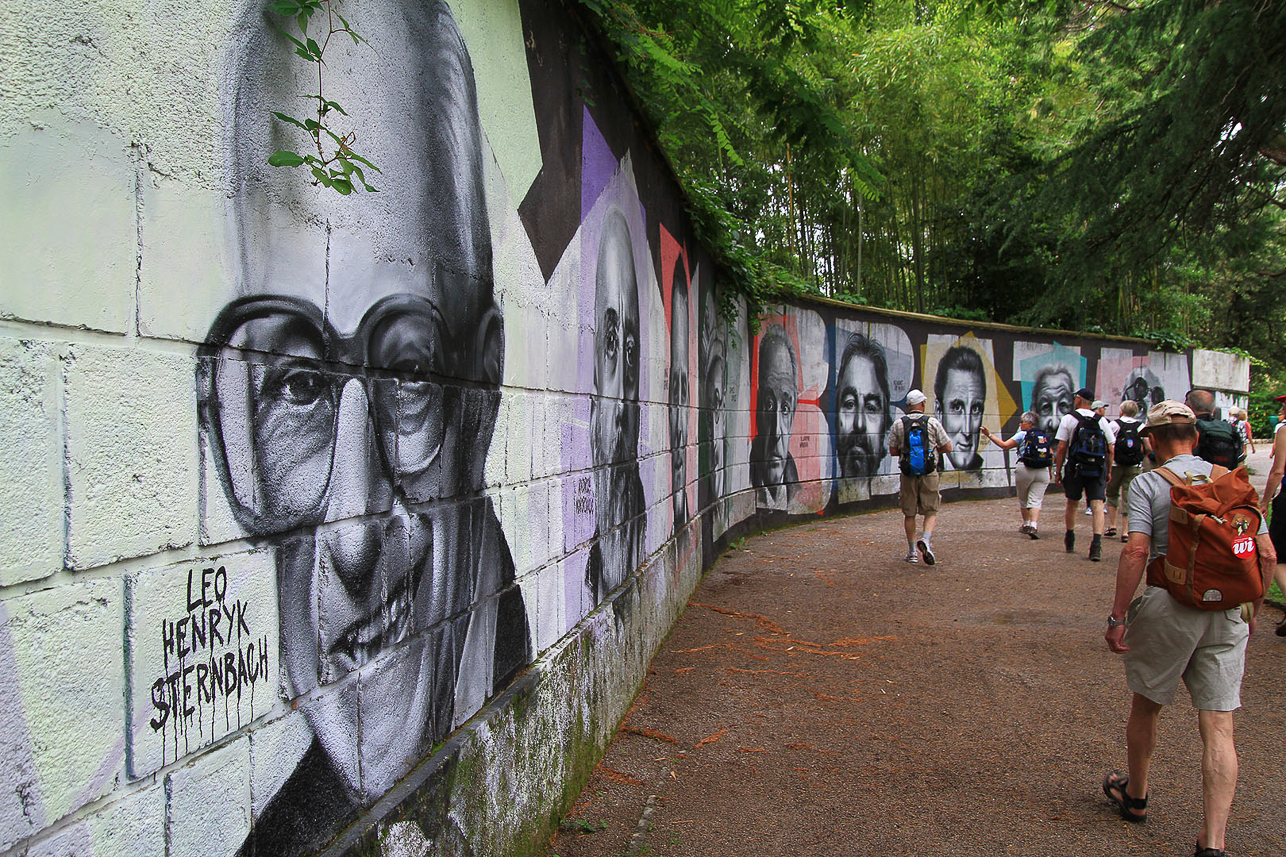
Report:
544,445,1286,857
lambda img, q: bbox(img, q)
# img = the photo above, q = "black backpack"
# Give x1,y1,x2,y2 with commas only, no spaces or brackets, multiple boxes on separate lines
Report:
1114,419,1144,467
1194,417,1241,469
1019,428,1053,468
1068,412,1108,477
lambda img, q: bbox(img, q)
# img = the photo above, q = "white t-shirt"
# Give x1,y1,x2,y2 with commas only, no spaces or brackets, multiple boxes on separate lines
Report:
1055,408,1118,447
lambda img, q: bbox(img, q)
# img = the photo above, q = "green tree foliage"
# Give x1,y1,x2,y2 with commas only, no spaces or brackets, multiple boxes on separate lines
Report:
581,0,1286,385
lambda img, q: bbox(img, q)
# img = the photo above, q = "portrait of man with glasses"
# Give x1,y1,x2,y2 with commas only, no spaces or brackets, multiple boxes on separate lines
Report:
201,3,531,853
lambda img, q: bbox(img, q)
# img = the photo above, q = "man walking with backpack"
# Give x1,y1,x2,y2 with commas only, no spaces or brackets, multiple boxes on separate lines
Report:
887,389,953,564
1106,400,1148,542
1187,389,1243,469
1103,401,1274,857
1054,388,1117,561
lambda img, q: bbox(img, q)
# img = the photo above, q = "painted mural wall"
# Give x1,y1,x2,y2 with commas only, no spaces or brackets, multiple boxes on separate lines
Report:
0,1,1227,856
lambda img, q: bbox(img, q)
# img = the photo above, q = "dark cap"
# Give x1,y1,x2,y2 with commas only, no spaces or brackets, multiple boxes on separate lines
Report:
1074,388,1094,401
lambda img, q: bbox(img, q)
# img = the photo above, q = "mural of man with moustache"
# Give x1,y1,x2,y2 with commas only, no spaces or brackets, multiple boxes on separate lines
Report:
835,332,892,479
203,3,530,854
586,208,647,603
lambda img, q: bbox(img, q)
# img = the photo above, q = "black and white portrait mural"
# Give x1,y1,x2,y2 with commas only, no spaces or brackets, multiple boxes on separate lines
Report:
662,226,694,535
923,333,1013,481
698,271,728,536
1097,347,1189,413
580,164,649,607
200,3,531,853
750,308,830,513
831,320,914,503
1014,342,1084,438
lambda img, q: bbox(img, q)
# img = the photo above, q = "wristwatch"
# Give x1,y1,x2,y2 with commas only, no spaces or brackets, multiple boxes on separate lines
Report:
1107,614,1126,628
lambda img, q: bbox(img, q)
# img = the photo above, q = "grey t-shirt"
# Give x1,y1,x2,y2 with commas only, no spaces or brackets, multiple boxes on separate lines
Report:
1127,453,1268,560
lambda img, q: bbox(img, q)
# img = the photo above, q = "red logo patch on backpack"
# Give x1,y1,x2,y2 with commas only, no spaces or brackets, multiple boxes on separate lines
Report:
1146,466,1266,611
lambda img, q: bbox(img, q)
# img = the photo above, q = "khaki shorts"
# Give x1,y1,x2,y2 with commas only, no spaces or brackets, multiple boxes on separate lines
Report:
1123,586,1248,711
899,471,941,517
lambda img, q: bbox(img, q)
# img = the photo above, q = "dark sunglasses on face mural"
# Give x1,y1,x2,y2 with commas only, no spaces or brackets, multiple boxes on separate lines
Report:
198,293,449,535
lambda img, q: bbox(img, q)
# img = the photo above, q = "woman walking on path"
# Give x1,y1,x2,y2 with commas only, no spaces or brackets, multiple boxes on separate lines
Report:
982,411,1052,538
1105,400,1148,542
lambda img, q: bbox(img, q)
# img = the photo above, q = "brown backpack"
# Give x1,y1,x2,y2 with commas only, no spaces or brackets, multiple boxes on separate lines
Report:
1146,465,1266,611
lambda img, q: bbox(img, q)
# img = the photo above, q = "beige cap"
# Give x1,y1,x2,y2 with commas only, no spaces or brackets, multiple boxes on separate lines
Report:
905,389,927,406
1140,400,1195,436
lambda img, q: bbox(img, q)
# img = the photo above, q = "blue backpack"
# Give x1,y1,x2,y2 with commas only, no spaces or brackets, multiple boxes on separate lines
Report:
899,415,936,476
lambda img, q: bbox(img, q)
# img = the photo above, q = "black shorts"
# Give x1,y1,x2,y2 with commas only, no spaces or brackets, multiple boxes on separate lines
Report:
1270,487,1286,559
1063,466,1106,502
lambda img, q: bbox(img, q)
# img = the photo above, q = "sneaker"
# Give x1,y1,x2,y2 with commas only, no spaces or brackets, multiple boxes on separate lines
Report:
905,549,919,563
917,539,935,566
1064,530,1075,553
1028,527,1039,540
1089,539,1102,562
1020,523,1032,535
1084,506,1093,516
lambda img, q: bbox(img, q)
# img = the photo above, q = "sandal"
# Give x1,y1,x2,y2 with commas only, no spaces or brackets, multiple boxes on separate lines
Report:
1194,848,1227,857
1103,772,1147,823
1105,527,1118,537
1121,534,1128,543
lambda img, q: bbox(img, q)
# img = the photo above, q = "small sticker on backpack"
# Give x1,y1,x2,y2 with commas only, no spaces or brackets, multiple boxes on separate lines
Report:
1232,535,1255,557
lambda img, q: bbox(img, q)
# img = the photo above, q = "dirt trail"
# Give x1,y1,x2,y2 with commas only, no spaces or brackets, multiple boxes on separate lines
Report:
544,446,1286,857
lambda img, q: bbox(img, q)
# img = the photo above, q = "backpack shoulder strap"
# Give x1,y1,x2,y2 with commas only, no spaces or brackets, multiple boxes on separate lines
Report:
1153,467,1183,488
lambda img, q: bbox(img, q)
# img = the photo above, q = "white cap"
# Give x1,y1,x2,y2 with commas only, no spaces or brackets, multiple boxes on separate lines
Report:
905,389,927,406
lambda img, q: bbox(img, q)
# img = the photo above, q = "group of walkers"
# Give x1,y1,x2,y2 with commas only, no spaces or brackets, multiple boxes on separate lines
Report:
889,385,1286,856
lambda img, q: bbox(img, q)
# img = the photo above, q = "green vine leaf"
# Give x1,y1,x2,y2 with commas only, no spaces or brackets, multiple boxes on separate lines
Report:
268,150,307,167
266,0,379,194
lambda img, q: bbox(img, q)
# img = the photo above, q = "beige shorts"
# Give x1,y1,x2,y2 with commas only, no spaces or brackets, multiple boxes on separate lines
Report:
1015,463,1051,510
1123,585,1248,710
899,472,941,517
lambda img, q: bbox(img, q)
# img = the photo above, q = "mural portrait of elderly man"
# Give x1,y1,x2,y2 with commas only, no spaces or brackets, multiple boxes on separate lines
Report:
201,4,530,853
835,332,892,479
1032,364,1076,438
698,283,727,512
669,259,690,530
934,344,987,471
751,324,799,510
586,207,647,604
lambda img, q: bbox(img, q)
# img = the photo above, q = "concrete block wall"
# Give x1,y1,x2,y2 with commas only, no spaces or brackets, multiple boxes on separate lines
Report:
0,1,1209,855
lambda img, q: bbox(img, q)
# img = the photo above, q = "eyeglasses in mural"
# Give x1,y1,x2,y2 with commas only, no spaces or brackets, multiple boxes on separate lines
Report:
199,3,530,853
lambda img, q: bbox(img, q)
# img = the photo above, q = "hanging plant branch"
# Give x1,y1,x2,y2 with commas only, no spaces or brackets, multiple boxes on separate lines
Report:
266,0,380,194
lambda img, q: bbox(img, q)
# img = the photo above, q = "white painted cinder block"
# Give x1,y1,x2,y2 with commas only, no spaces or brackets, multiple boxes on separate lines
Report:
26,783,165,857
138,179,231,344
127,551,279,778
165,736,251,857
0,578,124,852
0,114,136,333
64,344,198,569
0,337,64,585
